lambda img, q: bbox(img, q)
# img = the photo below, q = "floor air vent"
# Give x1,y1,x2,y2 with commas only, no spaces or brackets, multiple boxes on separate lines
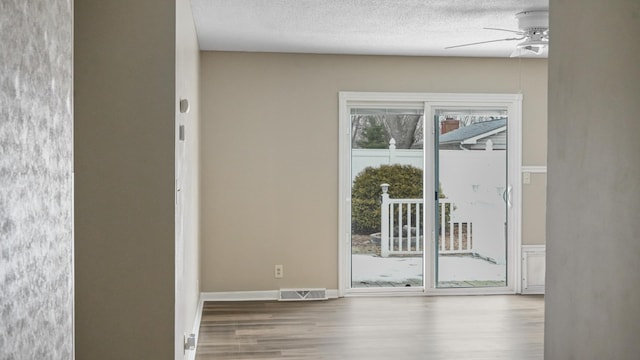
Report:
279,288,328,301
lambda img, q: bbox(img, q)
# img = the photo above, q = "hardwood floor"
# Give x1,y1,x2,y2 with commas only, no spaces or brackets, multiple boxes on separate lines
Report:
195,295,544,360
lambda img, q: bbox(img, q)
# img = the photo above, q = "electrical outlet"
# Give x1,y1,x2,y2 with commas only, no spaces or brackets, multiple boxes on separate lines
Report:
523,172,531,185
275,264,284,278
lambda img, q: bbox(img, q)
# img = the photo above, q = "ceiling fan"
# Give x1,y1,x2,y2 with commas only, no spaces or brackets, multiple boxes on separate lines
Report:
446,10,549,57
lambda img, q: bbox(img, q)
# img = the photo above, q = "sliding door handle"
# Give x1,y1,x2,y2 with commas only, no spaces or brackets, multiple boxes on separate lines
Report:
502,185,513,208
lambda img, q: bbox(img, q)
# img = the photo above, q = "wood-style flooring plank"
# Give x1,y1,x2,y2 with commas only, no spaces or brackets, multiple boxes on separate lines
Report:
195,295,544,360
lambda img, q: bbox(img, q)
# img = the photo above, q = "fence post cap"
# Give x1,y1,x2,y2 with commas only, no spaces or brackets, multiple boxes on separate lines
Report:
380,183,390,193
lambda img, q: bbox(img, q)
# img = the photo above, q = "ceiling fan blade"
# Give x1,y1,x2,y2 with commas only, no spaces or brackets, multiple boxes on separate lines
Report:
483,27,525,35
445,37,524,50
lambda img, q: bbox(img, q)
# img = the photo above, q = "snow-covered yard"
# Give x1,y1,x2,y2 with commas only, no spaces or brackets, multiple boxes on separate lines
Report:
351,254,505,286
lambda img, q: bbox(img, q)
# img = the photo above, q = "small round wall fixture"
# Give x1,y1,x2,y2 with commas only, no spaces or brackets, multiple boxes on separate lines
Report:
179,98,190,113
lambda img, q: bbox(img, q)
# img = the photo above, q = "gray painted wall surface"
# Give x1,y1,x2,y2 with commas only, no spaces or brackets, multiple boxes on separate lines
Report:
0,1,73,359
74,0,176,358
546,0,640,358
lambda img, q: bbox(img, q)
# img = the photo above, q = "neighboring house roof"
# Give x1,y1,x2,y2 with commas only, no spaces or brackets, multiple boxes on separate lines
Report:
439,118,507,145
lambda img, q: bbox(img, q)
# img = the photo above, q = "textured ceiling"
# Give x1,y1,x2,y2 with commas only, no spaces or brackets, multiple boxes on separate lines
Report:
191,0,549,58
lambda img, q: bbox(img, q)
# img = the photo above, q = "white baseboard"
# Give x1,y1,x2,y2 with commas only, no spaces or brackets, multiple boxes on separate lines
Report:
522,245,546,294
200,289,339,302
201,290,279,301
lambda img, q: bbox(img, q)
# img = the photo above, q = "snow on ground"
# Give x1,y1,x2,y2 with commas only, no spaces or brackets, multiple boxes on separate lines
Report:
352,254,506,283
352,255,423,282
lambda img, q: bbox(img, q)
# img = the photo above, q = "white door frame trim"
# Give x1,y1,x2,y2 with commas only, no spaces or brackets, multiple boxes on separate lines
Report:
338,92,523,296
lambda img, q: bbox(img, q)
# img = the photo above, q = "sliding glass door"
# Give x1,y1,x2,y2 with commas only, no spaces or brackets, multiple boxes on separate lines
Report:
349,106,425,289
339,92,522,295
434,109,508,288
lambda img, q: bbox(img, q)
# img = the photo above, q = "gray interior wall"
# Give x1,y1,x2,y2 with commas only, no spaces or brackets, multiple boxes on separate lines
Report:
0,1,74,359
74,0,176,358
545,0,640,358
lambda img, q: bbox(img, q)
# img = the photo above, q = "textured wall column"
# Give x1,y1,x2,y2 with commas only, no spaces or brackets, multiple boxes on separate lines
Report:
546,0,640,358
0,1,74,359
